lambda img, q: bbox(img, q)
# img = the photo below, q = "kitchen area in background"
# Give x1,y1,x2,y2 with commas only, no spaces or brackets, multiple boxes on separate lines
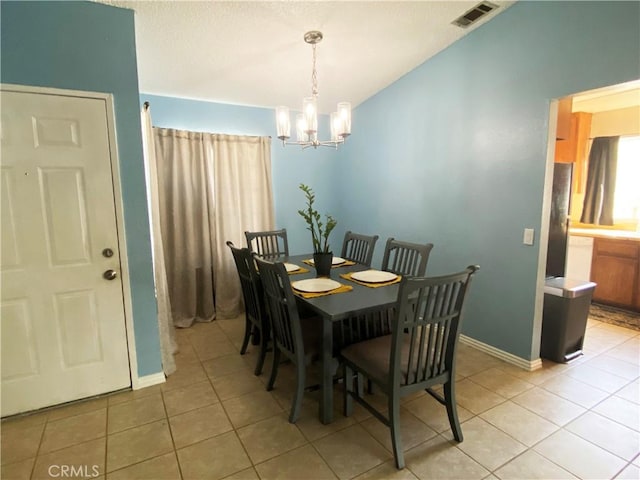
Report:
540,80,639,364
555,80,640,316
549,81,640,324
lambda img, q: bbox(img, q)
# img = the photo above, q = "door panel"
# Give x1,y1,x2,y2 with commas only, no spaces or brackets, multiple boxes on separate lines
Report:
0,89,131,416
1,299,39,380
40,168,92,265
0,168,21,268
54,290,103,366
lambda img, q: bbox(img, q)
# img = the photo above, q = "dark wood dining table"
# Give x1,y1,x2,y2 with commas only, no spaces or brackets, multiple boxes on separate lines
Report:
285,254,400,424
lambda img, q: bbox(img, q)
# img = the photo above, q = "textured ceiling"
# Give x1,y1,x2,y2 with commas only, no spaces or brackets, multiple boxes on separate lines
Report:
100,0,514,113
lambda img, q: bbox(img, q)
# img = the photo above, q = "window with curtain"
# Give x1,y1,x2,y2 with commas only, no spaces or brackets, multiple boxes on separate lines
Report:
153,128,274,327
612,135,640,227
580,135,640,230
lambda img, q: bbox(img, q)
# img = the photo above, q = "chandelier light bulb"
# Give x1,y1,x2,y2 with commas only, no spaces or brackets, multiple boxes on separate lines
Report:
296,113,307,142
276,106,291,140
303,97,318,134
338,102,351,137
330,112,343,142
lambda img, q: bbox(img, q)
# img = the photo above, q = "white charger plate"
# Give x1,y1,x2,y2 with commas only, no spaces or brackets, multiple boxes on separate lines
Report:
351,270,398,283
284,263,300,273
292,278,342,293
307,256,346,266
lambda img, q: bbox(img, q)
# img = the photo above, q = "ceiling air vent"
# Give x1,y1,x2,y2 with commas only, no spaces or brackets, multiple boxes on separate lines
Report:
452,2,499,28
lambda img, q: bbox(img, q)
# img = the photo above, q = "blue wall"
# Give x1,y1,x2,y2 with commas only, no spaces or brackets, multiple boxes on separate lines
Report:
1,1,163,376
342,1,640,359
140,94,345,254
143,2,639,362
28,0,633,366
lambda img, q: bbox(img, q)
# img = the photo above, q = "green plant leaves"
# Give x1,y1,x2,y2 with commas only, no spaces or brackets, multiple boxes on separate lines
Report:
298,183,337,253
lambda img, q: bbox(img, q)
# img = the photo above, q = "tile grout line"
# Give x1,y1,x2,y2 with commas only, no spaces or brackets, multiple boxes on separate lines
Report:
216,320,286,478
4,314,638,480
28,412,49,480
159,384,185,480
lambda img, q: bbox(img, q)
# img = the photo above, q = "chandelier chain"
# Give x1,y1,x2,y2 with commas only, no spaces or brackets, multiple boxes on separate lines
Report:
311,43,318,97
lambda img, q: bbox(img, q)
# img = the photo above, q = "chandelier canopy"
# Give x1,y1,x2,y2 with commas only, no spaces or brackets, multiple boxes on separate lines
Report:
276,31,351,149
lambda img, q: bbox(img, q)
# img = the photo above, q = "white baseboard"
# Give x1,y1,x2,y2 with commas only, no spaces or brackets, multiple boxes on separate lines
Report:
132,372,166,390
460,335,543,371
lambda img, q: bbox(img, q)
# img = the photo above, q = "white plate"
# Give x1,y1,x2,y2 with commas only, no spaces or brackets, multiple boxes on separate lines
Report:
292,278,342,293
351,270,398,283
332,256,346,265
284,263,300,273
307,256,346,266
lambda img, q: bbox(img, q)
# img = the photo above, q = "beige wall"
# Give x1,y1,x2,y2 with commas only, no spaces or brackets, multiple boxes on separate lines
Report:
590,106,640,137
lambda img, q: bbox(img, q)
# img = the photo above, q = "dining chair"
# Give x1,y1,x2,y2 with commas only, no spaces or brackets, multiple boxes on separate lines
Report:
340,231,380,266
341,238,434,350
226,241,270,376
381,237,434,277
254,255,322,423
245,228,289,259
340,265,479,469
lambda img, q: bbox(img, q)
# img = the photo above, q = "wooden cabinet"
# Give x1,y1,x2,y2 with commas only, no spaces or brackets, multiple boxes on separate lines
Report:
555,111,592,193
556,97,573,140
590,237,640,311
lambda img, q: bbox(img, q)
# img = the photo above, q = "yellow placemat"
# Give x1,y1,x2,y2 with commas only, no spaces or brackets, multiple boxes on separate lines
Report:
302,259,357,268
293,284,353,299
287,266,310,275
340,271,402,288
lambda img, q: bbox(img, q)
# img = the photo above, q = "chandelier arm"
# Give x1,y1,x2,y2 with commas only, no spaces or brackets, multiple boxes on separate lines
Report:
283,139,344,150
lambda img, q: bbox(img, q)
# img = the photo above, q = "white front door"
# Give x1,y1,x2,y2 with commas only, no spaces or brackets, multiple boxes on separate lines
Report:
1,89,131,416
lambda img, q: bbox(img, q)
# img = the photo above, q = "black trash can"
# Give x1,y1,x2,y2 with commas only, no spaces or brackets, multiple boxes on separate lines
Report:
541,277,597,363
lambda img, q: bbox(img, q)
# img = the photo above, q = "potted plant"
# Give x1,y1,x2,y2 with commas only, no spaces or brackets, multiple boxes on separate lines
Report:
298,184,337,276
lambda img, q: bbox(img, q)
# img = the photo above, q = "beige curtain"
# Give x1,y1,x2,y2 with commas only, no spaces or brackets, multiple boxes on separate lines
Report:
211,135,274,317
154,129,273,326
140,105,176,376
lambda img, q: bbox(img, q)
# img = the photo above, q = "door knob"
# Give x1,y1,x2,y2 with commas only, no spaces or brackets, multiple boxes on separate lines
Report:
103,269,117,280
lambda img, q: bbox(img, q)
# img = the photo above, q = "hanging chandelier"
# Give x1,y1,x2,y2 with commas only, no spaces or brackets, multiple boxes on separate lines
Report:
276,31,351,149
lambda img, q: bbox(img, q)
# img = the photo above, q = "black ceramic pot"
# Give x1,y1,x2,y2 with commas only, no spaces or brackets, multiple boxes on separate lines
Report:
313,252,333,277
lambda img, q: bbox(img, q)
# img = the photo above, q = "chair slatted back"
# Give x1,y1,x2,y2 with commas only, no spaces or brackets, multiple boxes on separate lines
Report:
381,238,433,277
254,256,304,364
391,266,478,388
245,229,289,259
337,309,393,346
341,231,379,266
227,241,264,326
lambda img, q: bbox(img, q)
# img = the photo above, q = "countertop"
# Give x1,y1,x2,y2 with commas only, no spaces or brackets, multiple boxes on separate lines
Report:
570,228,640,241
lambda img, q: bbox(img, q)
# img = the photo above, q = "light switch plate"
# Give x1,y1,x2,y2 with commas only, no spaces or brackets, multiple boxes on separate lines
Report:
523,228,535,245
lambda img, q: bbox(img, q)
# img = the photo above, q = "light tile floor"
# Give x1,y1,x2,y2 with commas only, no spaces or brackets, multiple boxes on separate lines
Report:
2,316,639,480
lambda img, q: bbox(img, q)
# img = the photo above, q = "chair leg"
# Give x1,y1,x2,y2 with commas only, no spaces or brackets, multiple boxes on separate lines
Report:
267,347,281,391
254,328,268,376
251,325,261,346
367,378,374,394
289,361,305,423
240,318,252,355
444,381,463,442
389,394,404,469
344,364,353,417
